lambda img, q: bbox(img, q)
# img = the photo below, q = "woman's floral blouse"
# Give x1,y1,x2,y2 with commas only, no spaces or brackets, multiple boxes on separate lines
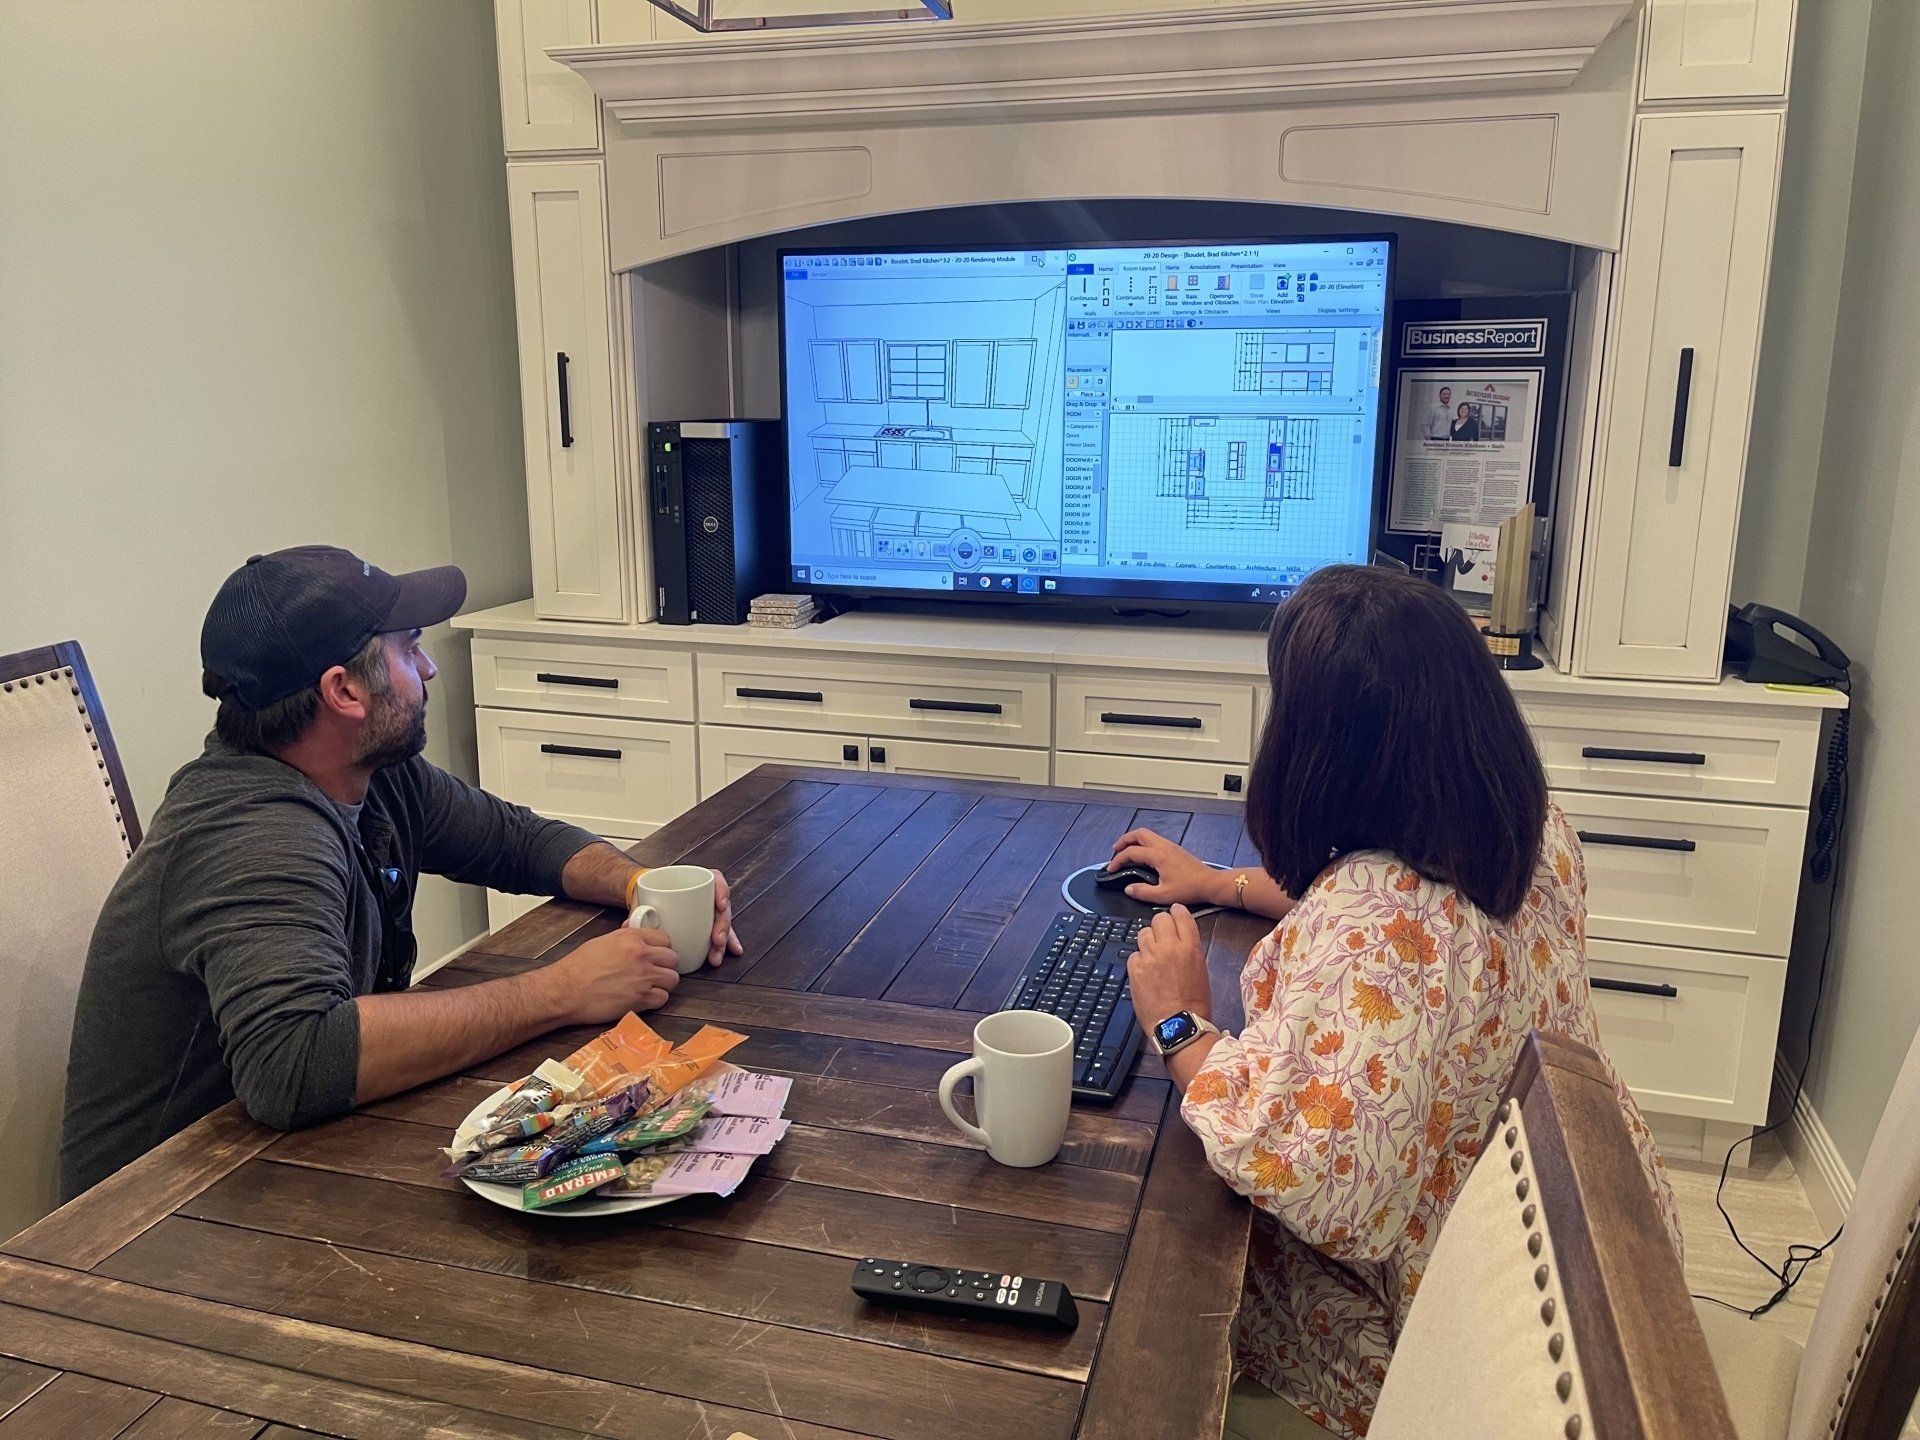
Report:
1183,807,1679,1437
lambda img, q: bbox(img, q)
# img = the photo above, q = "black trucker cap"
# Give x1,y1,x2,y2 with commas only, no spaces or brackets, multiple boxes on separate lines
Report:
201,546,468,709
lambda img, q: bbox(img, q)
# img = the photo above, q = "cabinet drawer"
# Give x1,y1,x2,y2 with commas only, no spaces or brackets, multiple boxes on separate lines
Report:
473,638,694,721
871,737,1052,787
1054,751,1247,801
1523,694,1820,804
698,725,862,800
1587,938,1785,1124
1554,791,1803,956
1057,674,1255,762
486,831,645,933
476,709,696,835
696,654,1050,745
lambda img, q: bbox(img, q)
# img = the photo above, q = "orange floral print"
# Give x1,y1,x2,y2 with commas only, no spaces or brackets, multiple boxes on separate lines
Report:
1177,805,1678,1440
1381,913,1438,967
1350,980,1404,1028
1294,1078,1355,1131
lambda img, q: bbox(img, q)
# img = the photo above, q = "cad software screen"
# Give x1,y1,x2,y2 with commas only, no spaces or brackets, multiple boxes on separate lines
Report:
779,237,1391,604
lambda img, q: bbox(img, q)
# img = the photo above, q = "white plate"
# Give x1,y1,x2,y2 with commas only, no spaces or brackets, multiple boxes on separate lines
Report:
455,1082,682,1219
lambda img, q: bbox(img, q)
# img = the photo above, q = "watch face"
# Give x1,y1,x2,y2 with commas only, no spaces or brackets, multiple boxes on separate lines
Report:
1154,1013,1198,1050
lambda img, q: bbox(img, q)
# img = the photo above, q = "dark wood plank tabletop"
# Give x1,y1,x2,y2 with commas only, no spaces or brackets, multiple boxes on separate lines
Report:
0,767,1265,1439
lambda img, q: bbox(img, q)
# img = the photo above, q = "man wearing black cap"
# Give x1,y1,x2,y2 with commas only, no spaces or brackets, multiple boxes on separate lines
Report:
57,546,738,1200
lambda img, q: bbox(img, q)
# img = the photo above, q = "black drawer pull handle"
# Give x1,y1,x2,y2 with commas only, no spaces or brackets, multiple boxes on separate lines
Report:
1101,711,1204,730
910,698,1003,715
1592,977,1680,1000
536,672,617,690
1581,746,1706,766
737,687,824,703
1668,347,1694,467
557,352,574,449
540,743,621,761
1577,830,1697,854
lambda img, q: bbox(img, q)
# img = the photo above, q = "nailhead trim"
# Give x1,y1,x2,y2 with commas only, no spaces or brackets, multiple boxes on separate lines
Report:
6,665,133,858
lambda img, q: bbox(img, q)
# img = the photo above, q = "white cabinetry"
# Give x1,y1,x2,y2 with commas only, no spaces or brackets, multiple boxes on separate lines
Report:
1579,111,1783,681
494,0,600,153
1641,0,1795,102
506,162,630,623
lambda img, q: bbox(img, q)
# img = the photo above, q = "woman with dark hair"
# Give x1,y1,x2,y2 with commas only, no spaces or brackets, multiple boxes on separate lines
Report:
1449,401,1482,442
1114,566,1676,1439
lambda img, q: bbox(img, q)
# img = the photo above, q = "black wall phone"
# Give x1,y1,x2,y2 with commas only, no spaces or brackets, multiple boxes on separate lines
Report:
1725,603,1852,689
1726,602,1852,884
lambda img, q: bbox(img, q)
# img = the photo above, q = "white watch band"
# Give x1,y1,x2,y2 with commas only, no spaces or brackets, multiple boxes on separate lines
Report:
1152,1011,1221,1056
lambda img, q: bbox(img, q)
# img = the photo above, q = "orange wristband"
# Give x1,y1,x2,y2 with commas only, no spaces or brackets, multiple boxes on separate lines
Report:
624,867,650,909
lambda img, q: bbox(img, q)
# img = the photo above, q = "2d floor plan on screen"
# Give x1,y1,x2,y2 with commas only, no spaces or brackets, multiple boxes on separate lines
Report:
779,241,1391,604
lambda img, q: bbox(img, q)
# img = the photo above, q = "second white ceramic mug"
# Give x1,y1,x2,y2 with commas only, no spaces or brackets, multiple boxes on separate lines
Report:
625,864,715,975
937,1009,1074,1168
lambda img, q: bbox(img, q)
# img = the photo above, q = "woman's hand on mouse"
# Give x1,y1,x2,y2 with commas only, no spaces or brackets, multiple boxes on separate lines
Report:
1109,829,1230,907
1127,904,1213,1033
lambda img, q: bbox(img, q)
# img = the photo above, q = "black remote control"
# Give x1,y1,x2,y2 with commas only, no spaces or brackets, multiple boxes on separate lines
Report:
850,1258,1079,1330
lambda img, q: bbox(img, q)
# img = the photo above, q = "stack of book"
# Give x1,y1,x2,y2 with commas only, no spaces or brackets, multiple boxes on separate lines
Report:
748,593,818,630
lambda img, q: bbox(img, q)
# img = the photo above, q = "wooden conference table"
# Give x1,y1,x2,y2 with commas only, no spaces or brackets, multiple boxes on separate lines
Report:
0,768,1267,1439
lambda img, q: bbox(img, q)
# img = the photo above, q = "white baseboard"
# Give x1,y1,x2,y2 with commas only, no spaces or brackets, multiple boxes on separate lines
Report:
411,936,486,985
1774,1054,1855,1235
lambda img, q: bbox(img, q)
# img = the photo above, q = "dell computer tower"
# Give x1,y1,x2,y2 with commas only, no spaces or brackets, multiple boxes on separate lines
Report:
646,420,784,625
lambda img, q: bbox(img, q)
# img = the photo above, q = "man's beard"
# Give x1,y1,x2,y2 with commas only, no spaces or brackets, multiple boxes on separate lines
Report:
359,690,429,770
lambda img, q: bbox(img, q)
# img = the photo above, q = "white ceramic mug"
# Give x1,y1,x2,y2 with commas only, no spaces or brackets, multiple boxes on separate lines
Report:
625,864,715,975
937,1010,1074,1168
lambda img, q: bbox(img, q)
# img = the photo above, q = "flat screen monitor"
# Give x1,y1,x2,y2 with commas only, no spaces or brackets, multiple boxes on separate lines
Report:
778,236,1392,608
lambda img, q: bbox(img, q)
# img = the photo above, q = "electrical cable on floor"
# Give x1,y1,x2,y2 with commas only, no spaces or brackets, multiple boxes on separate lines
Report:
1692,700,1850,1321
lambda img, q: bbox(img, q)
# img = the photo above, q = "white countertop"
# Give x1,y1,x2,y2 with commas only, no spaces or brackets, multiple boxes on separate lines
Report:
454,599,1847,710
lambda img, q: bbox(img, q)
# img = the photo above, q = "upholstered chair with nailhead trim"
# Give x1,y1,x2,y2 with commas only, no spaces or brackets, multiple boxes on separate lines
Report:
0,642,140,1240
1368,1031,1738,1440
1696,1027,1920,1440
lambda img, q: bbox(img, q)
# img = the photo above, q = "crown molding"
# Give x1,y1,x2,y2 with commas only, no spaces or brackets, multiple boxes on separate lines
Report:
554,0,1638,134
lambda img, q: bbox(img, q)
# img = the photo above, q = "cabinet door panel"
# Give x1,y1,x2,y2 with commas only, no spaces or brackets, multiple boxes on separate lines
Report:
1642,0,1794,102
507,161,628,621
1580,113,1782,680
494,0,599,154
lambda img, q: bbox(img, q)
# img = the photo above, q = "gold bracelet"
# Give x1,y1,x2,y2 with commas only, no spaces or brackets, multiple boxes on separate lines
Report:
624,867,650,909
1232,871,1250,908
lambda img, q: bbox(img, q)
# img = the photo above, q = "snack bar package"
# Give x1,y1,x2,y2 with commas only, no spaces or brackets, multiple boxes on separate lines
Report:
670,1116,791,1156
522,1153,627,1210
610,1149,760,1199
563,1013,747,1102
674,1068,793,1119
577,1099,711,1158
449,1082,649,1181
451,1057,583,1153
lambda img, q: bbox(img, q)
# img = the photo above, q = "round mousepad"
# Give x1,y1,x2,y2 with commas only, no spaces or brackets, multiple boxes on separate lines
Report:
1061,862,1228,922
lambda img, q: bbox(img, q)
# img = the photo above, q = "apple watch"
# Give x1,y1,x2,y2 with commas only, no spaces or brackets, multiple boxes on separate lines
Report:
1149,1010,1221,1057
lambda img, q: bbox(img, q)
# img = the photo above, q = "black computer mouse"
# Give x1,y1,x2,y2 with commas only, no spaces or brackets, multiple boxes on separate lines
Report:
1097,863,1159,891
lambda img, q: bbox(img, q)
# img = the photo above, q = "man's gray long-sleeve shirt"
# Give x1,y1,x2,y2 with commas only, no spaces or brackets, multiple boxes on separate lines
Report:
58,736,599,1201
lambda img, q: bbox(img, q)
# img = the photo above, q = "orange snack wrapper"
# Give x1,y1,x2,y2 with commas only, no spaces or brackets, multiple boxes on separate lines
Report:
561,1013,745,1102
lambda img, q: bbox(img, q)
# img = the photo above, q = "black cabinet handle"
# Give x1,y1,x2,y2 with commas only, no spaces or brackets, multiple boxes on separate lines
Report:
536,672,617,690
1577,830,1697,854
1223,774,1243,794
1592,976,1680,1000
1581,746,1706,766
842,743,859,762
910,697,1003,715
1667,347,1694,467
557,352,574,449
737,687,824,703
540,743,620,760
1101,711,1204,730
869,745,887,764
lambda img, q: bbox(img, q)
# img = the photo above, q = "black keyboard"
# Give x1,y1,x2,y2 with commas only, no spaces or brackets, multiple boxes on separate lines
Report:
1004,912,1144,1103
